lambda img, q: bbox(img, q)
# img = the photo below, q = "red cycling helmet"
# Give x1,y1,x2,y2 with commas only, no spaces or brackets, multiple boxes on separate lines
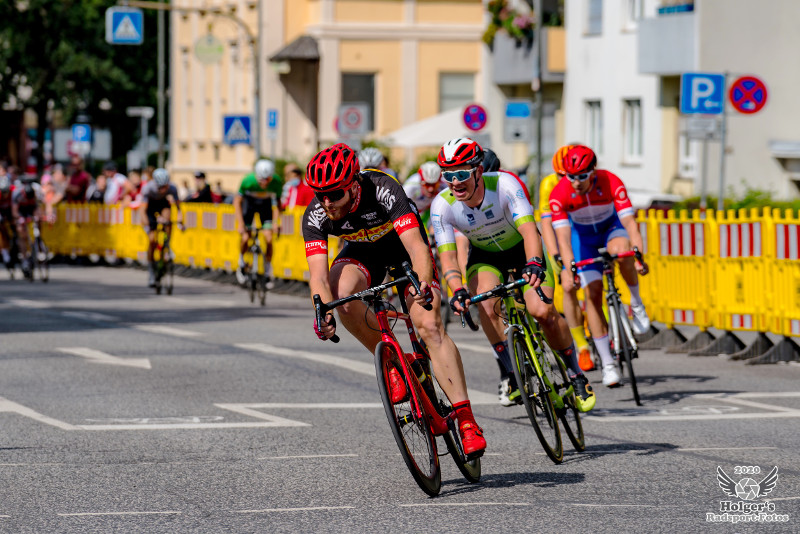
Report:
562,145,597,175
306,143,360,192
437,137,484,168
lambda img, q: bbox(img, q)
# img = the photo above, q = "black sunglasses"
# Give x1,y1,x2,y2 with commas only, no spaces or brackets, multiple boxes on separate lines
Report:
315,189,347,203
567,171,593,182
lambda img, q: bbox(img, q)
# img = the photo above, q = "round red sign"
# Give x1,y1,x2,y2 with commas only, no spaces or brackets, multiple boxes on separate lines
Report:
729,76,768,114
463,104,488,132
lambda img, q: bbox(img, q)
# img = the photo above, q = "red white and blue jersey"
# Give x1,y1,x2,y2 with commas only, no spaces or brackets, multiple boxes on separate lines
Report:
548,170,635,234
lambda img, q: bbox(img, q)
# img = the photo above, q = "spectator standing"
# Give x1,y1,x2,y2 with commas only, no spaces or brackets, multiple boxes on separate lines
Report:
65,155,90,202
282,166,315,209
185,171,215,203
102,161,131,205
86,175,107,203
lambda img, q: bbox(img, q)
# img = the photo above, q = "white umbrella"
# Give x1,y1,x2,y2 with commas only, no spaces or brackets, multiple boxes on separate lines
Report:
382,108,468,148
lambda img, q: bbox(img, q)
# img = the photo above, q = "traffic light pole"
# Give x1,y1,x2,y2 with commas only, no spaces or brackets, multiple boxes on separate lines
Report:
717,71,729,212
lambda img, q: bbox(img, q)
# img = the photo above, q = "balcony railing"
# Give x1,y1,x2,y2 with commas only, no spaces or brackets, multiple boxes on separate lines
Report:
491,26,565,85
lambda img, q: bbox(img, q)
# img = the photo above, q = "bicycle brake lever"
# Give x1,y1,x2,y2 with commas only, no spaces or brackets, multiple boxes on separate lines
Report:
313,294,339,343
401,261,432,311
536,287,553,305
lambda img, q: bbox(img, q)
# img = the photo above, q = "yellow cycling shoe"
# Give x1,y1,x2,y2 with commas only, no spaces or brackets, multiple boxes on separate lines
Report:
571,374,596,413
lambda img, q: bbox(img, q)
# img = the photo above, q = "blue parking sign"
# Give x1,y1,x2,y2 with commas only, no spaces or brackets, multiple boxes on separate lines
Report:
267,109,278,129
680,73,725,114
72,124,92,143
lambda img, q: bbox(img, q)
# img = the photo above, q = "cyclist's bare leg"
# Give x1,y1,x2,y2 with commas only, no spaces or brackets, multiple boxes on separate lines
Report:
524,285,573,352
262,227,273,274
562,286,585,331
15,221,29,261
406,288,468,404
160,208,172,242
607,236,638,287
328,262,381,351
466,270,506,345
582,280,609,339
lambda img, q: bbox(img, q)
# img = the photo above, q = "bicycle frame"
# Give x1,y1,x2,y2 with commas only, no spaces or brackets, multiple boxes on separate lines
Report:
601,260,638,355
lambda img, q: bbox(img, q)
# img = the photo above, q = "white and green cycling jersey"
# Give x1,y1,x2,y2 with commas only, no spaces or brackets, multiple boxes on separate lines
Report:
430,171,535,253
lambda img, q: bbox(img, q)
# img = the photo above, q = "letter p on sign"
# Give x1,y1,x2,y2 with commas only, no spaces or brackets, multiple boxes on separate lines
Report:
680,73,725,115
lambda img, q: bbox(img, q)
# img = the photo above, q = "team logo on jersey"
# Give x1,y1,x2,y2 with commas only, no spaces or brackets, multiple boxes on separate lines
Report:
340,221,393,243
376,186,396,211
306,207,327,230
362,211,378,220
466,213,476,226
341,221,354,230
485,209,494,219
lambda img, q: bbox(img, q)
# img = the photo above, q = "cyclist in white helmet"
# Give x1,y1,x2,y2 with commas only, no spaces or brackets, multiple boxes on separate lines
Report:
139,168,184,287
358,147,397,179
234,159,284,286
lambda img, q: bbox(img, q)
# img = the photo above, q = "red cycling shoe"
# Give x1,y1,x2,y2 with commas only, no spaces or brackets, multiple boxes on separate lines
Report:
388,366,408,404
459,422,486,458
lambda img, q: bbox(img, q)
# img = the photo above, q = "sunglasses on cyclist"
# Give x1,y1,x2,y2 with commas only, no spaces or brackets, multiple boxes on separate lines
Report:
315,189,347,203
441,168,476,184
567,171,593,182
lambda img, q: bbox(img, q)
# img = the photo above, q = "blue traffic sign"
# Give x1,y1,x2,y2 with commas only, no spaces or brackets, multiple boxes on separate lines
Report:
106,7,144,45
680,73,725,114
223,115,252,146
463,104,488,132
267,109,278,129
71,124,92,143
505,101,532,118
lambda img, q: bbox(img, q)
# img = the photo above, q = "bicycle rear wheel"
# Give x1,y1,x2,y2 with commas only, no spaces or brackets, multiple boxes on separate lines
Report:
428,363,480,483
374,341,441,496
552,351,585,452
617,311,642,406
165,259,174,295
34,237,49,282
257,274,267,306
508,326,563,464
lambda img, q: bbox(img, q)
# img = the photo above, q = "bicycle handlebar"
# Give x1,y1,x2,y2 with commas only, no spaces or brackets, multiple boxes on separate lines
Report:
573,246,642,269
467,276,553,308
312,261,431,343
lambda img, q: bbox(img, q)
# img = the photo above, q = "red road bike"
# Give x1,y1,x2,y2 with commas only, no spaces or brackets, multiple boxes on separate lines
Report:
313,261,480,496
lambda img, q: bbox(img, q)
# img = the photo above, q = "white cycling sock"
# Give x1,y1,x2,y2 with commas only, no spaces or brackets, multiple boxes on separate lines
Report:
238,255,245,268
594,335,616,367
628,284,643,308
0,249,9,264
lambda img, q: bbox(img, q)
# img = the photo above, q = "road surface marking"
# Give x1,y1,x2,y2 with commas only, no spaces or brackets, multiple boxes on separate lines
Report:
61,311,118,322
58,347,152,370
133,325,202,338
166,297,237,308
237,343,375,376
769,496,800,501
0,396,77,430
262,454,359,460
6,298,50,309
676,446,778,451
454,342,494,355
587,411,800,423
236,506,355,513
58,511,181,517
235,344,497,404
571,504,666,508
400,502,529,507
80,406,308,430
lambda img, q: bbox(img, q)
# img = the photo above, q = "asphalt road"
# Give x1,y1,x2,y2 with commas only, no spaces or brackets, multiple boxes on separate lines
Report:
0,266,798,533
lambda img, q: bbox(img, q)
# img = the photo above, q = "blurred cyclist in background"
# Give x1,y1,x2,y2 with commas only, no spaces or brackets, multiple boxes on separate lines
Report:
0,174,16,270
140,168,184,287
358,147,397,179
12,176,44,279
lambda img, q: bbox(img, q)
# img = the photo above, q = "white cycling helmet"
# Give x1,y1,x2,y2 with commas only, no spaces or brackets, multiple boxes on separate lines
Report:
358,148,384,170
255,159,275,180
418,162,441,185
0,175,10,193
152,168,170,187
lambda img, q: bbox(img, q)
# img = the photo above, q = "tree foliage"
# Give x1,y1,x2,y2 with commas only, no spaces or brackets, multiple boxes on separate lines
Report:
0,0,163,170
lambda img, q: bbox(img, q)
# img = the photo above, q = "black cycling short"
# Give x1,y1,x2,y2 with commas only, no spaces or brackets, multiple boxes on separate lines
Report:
17,204,37,220
466,240,555,288
146,198,171,229
242,196,273,229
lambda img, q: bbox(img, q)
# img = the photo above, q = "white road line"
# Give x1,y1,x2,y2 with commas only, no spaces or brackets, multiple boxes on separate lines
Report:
454,342,495,355
167,297,237,308
0,396,77,430
58,511,181,517
714,396,799,413
0,515,9,518
236,506,355,513
262,454,359,460
6,298,49,309
571,504,666,508
61,311,118,322
58,347,151,370
133,325,202,338
768,496,800,501
237,343,375,376
587,411,800,423
727,392,800,398
235,344,497,404
676,447,778,451
400,502,529,507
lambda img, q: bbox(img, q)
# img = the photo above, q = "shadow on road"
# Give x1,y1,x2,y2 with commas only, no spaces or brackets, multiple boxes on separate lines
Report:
441,470,586,496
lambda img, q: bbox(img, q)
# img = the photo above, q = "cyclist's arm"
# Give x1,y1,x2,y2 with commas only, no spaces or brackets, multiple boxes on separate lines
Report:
619,214,644,253
517,220,544,264
233,194,245,230
540,217,559,258
555,225,575,267
139,200,148,227
399,226,433,286
307,252,333,306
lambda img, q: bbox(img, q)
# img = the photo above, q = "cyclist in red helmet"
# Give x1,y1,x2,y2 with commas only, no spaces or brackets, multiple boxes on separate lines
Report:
302,142,487,458
432,138,596,412
549,145,651,388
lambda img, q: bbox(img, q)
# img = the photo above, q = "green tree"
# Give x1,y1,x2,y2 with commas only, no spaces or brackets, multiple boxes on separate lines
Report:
0,0,163,172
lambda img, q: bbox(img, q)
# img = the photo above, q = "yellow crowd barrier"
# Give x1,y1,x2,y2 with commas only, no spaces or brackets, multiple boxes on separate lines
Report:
42,203,800,349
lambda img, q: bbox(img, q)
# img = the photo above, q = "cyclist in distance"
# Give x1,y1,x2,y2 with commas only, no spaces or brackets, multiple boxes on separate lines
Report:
302,143,486,457
431,138,596,412
549,145,651,388
0,174,15,269
540,145,595,372
234,159,283,286
11,177,44,279
140,168,184,288
358,147,397,179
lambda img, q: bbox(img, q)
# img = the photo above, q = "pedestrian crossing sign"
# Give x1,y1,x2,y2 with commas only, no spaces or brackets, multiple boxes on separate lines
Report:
105,7,144,45
223,115,252,146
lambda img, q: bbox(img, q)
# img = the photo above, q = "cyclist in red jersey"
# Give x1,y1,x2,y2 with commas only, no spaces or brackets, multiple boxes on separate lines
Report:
549,145,651,388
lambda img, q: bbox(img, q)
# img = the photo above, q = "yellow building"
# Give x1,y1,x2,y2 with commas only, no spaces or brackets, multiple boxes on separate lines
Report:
170,0,485,191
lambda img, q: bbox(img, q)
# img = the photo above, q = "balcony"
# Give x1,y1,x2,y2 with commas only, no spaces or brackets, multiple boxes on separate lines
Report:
492,26,565,86
638,12,695,75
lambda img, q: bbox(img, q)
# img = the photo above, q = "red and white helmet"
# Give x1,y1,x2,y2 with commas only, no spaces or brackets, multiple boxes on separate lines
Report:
418,161,441,184
437,138,484,168
562,145,597,175
305,143,360,192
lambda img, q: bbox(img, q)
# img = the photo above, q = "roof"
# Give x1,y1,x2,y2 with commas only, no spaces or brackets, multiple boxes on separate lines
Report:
269,35,319,62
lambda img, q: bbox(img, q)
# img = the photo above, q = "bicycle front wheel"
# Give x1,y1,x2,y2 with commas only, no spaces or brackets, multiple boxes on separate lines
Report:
552,352,585,452
374,341,441,496
614,307,642,406
508,327,563,463
34,237,49,283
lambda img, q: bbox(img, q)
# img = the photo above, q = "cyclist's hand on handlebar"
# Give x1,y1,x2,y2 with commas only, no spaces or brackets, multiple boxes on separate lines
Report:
449,287,470,315
560,267,578,293
408,280,434,308
178,222,186,232
314,312,336,340
635,257,649,275
522,256,547,288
